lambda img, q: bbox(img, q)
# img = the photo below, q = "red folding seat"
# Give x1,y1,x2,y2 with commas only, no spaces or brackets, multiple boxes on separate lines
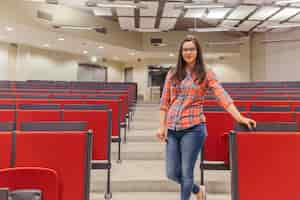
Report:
16,104,62,130
248,112,295,122
0,105,16,122
0,167,59,200
62,104,112,162
14,130,92,200
229,132,299,200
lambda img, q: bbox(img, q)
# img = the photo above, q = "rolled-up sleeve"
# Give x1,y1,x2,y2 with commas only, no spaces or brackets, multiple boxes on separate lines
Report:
160,70,173,111
206,69,233,109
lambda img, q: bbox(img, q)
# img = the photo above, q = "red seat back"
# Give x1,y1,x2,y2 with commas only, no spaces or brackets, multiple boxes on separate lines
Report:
248,112,295,122
205,112,235,161
0,132,13,169
14,132,91,200
63,110,111,160
0,167,59,200
16,110,61,130
230,133,300,200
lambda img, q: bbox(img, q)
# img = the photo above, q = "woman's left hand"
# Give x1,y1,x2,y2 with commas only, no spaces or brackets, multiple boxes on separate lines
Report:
239,116,256,130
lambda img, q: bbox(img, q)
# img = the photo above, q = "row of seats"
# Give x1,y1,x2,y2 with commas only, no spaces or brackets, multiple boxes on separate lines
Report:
206,95,300,100
0,81,137,200
204,100,300,111
200,104,300,186
204,105,300,112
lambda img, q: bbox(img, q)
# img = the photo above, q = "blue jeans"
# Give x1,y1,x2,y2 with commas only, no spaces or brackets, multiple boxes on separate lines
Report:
166,123,207,200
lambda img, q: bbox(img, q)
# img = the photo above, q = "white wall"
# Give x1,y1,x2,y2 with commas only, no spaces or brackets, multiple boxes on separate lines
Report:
0,42,125,82
252,29,300,81
207,54,247,83
0,43,9,80
16,45,80,81
264,29,300,81
126,53,246,101
105,60,124,82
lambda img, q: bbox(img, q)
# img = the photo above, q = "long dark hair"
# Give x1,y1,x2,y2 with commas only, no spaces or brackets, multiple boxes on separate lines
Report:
171,35,206,84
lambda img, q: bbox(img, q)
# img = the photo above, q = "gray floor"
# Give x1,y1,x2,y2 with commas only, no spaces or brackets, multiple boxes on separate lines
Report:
90,103,231,200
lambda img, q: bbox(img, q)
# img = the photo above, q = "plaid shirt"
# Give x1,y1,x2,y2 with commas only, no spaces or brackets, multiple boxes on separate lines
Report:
160,69,233,131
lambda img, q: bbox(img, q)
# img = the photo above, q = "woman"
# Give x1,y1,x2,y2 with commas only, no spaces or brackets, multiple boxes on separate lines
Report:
156,35,256,200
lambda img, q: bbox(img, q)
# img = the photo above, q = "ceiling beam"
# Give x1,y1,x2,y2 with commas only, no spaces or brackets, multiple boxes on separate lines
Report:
154,0,167,28
134,0,140,28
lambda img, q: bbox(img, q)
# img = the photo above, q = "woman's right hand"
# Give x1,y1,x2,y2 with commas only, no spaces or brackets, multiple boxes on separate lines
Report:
156,127,167,143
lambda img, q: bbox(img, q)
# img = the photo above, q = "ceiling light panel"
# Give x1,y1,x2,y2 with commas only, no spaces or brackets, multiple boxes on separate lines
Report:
249,6,280,20
140,17,156,29
118,17,135,30
220,0,241,3
162,2,183,17
159,18,177,30
227,5,257,20
236,20,260,31
185,9,206,18
59,0,85,7
269,8,300,21
93,8,112,16
291,3,300,6
140,1,159,17
275,0,300,5
242,0,273,3
115,1,134,16
206,8,232,19
220,20,240,27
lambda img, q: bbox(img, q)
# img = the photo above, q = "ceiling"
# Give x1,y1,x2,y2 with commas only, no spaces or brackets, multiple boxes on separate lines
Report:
49,0,300,33
1,0,300,63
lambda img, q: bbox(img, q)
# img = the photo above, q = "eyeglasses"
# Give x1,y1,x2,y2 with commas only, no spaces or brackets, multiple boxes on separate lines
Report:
182,48,197,53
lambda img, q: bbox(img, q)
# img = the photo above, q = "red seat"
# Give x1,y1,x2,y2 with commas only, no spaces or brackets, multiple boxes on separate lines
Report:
63,109,110,161
84,99,122,139
205,112,236,162
230,132,299,200
0,110,15,122
0,132,13,169
0,167,59,200
248,112,295,122
16,110,61,130
14,131,91,200
296,113,300,130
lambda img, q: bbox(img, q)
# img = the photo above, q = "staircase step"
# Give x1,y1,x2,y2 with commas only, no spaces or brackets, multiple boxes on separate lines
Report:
90,160,230,193
91,192,230,200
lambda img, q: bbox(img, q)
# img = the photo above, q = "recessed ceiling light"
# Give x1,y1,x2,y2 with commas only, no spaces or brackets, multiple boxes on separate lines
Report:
275,0,300,4
83,50,88,54
57,37,65,41
129,52,136,56
91,56,98,63
43,44,50,47
169,53,175,57
5,27,14,31
98,46,104,49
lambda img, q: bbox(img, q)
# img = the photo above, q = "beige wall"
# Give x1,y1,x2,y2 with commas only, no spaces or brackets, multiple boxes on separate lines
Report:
16,45,80,81
0,42,18,80
264,29,300,81
126,53,246,101
0,42,9,80
251,33,267,81
104,60,125,82
251,29,300,81
0,42,124,82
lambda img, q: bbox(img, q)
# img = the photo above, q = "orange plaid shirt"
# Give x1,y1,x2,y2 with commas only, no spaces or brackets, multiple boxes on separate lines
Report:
160,69,233,131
